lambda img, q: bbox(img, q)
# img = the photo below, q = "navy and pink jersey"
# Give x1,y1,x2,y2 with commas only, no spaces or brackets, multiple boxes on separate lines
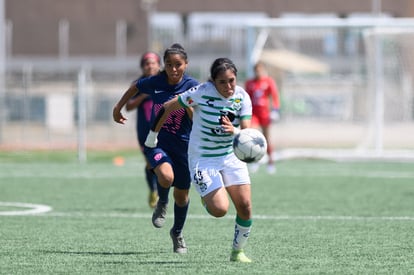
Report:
136,71,199,148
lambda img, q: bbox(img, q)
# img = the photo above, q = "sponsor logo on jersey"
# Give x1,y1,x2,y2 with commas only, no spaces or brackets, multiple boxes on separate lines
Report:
154,153,163,161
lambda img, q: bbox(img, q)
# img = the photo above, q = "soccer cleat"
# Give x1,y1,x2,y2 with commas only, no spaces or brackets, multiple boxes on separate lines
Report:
170,229,188,254
230,249,252,263
148,191,159,209
152,201,167,228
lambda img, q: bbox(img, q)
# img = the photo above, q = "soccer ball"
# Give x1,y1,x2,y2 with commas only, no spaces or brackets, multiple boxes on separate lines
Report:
233,128,267,163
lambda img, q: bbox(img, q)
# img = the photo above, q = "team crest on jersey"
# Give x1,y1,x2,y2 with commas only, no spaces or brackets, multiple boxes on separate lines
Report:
230,98,242,111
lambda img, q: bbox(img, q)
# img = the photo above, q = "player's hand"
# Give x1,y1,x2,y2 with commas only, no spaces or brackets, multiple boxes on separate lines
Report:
221,116,239,135
271,108,280,123
144,130,158,148
113,106,127,124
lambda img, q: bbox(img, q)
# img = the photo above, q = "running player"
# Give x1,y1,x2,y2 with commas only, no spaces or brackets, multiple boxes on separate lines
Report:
245,61,280,174
113,44,199,254
125,52,161,208
145,58,254,263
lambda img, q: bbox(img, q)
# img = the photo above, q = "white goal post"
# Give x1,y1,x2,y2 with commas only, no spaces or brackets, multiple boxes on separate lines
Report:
245,17,414,161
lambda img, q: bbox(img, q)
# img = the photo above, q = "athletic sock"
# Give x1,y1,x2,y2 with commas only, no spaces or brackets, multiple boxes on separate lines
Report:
145,168,157,192
232,215,252,250
171,201,189,235
156,182,169,205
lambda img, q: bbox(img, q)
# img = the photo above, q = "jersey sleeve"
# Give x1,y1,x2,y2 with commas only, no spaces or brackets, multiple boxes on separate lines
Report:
135,76,153,95
178,84,203,108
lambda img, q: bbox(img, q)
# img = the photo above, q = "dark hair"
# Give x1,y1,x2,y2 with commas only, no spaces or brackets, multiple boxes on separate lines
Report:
163,43,188,62
210,57,238,80
140,51,161,68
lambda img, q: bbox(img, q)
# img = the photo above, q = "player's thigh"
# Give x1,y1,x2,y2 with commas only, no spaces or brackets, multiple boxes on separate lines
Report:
170,152,191,190
221,154,250,186
154,162,174,184
144,147,174,185
204,187,230,214
227,184,252,219
221,158,252,217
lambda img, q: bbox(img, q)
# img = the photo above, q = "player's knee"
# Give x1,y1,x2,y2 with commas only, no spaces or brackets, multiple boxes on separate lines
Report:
154,166,174,187
158,177,173,188
209,207,228,218
207,201,229,217
156,173,173,188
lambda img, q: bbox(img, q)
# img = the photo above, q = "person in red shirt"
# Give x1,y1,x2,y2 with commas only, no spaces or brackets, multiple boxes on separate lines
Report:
245,61,280,173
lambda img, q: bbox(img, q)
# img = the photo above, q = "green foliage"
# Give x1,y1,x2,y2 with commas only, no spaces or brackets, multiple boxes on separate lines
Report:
1,153,414,274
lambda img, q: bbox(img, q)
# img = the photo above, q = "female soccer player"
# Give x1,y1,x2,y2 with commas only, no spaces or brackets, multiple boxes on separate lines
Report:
113,44,199,254
245,61,280,174
125,52,161,209
145,57,254,263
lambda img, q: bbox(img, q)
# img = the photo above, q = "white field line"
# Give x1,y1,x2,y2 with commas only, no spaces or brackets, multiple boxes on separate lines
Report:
3,209,413,221
1,170,414,179
0,202,52,216
46,212,414,221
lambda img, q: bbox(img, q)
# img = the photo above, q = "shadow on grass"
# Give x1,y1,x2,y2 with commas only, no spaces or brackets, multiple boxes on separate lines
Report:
39,250,188,265
40,250,164,256
41,250,162,256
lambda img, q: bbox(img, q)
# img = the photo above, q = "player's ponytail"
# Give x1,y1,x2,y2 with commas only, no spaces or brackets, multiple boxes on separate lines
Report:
163,43,188,62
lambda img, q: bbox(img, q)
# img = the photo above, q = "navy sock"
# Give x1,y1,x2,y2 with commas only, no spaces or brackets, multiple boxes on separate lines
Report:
145,168,157,192
172,201,189,235
156,182,169,204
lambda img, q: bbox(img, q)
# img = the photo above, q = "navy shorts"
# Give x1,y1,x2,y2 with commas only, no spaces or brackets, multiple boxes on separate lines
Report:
144,146,191,190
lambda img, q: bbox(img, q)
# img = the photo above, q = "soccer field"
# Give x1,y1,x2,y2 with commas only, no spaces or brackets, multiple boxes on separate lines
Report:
1,151,414,274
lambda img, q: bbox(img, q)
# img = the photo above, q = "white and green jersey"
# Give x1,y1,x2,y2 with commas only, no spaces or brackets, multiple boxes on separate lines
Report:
178,81,252,158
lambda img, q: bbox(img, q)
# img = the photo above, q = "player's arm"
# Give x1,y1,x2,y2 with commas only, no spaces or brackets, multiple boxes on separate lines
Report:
144,96,185,147
154,97,183,132
113,85,139,124
126,92,149,111
240,118,251,130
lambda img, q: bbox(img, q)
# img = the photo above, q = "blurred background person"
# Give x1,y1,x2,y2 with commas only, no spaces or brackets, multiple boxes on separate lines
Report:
245,61,280,174
125,52,161,208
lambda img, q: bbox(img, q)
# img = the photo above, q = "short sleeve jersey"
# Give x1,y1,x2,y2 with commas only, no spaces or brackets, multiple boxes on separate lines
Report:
136,71,199,144
178,81,252,158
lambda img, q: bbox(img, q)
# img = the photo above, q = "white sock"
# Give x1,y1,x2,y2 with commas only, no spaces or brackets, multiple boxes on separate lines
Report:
232,222,251,250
